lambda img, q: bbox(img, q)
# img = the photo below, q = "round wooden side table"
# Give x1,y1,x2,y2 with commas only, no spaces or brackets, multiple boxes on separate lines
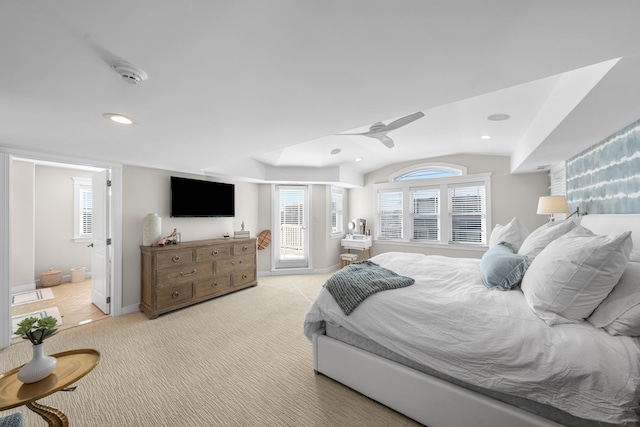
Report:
0,349,100,427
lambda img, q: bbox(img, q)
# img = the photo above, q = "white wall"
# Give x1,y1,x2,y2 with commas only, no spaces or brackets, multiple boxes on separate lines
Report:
350,154,549,259
121,166,259,309
11,160,35,288
33,166,94,279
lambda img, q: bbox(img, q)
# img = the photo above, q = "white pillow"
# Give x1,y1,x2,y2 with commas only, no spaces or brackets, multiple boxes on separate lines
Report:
588,261,640,336
517,219,576,260
489,217,530,253
521,226,632,325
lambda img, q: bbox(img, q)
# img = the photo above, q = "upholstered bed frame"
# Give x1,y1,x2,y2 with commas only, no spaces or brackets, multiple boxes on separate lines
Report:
311,214,640,427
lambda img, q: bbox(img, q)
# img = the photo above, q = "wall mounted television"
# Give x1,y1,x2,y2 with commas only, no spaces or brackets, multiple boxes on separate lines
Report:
170,176,235,217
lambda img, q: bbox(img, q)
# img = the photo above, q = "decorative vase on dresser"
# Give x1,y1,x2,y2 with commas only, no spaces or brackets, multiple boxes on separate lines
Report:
18,343,58,384
139,237,257,319
142,213,162,246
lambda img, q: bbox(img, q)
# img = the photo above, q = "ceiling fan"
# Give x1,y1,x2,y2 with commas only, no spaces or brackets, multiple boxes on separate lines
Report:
338,111,425,148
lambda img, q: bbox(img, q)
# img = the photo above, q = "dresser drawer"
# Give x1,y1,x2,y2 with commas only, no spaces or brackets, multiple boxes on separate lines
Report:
233,242,255,256
215,255,255,274
195,245,230,262
156,250,194,269
232,267,256,287
157,262,213,287
195,274,232,298
157,282,193,308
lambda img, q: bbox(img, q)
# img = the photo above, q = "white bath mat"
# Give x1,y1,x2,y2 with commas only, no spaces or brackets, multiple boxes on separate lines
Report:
11,288,55,306
11,307,62,339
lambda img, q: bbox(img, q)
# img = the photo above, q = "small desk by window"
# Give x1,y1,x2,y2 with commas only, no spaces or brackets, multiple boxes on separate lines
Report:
341,235,372,259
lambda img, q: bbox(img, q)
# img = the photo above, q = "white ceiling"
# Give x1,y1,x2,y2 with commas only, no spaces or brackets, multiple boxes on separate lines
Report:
1,1,640,186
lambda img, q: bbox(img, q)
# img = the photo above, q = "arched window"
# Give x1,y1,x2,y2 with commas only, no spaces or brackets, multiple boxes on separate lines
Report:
390,163,467,182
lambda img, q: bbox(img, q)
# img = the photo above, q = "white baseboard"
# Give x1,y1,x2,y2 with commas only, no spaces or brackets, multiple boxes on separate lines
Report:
11,283,36,294
258,264,339,277
121,304,140,316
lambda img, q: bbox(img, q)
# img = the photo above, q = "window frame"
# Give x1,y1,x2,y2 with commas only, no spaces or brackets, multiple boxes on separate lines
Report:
330,186,345,237
73,177,92,242
374,172,491,250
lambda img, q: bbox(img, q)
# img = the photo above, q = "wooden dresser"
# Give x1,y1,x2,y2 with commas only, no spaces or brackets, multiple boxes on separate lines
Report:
140,237,257,319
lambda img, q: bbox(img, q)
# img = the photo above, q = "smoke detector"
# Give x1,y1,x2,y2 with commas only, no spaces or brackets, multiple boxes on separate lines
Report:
111,62,148,84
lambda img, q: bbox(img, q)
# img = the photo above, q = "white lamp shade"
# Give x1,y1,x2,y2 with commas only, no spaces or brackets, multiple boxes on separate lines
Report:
537,196,570,215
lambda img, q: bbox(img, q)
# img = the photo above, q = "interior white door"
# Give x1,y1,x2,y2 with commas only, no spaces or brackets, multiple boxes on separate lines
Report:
91,169,111,314
274,185,309,269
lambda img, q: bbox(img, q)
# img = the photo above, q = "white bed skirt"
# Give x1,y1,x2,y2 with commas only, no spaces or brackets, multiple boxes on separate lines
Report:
312,329,562,427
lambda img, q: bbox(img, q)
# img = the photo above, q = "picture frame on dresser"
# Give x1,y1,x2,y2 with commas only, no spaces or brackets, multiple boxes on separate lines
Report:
140,237,257,319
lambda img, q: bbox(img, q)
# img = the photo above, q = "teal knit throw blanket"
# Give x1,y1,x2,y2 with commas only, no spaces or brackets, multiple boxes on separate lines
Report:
324,260,415,315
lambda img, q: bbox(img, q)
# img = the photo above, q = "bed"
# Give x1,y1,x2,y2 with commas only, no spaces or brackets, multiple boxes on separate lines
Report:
304,214,640,427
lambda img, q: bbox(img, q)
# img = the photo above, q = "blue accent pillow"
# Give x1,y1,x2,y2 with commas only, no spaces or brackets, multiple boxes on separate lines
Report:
480,242,529,291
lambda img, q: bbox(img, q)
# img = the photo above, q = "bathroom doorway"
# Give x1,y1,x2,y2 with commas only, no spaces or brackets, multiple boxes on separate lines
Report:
0,150,123,348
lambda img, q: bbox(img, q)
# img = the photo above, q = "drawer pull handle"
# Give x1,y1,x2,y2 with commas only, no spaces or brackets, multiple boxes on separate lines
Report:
172,291,180,298
211,282,218,288
172,255,180,262
242,274,248,279
239,260,243,264
180,269,197,277
212,250,219,256
231,261,235,266
242,245,248,251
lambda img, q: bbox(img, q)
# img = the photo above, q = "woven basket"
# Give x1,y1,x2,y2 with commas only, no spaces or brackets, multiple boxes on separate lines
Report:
41,269,62,287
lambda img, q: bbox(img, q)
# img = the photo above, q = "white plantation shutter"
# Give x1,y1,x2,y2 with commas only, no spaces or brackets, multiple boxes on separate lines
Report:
378,191,403,239
449,184,486,244
73,177,93,240
330,187,344,234
411,188,439,240
80,186,93,235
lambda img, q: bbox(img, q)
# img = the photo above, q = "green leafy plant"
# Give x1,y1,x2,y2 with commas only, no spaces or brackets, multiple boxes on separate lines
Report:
14,316,58,345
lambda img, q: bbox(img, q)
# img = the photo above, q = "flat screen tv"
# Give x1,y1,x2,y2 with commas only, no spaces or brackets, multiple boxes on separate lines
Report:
170,176,235,217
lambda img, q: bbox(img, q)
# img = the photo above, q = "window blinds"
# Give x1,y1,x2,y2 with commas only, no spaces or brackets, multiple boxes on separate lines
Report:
448,184,485,243
411,188,439,240
379,191,403,239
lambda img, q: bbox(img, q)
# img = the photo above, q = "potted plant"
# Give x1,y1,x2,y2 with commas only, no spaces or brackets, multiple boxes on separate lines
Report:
14,315,58,344
14,315,59,383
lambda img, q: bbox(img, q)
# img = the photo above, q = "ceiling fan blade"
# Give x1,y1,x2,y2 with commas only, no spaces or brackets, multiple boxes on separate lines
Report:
338,131,374,136
383,111,425,132
373,134,395,148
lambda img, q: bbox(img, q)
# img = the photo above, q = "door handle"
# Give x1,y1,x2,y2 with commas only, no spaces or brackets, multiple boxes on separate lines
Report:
87,243,94,248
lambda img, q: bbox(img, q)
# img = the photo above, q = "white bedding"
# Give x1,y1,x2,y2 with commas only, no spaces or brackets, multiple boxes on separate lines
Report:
304,251,640,424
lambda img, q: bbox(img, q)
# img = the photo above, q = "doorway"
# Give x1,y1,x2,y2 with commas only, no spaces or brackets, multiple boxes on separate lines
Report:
0,150,123,349
273,185,310,269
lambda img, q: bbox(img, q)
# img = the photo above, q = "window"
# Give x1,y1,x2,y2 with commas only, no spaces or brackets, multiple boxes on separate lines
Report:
378,190,403,239
73,177,92,241
330,187,344,235
412,188,439,240
449,184,486,244
374,164,491,247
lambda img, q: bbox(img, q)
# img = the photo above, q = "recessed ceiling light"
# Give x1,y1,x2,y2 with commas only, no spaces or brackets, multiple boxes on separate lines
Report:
354,157,363,162
480,135,492,140
103,113,136,125
330,148,341,155
487,113,510,121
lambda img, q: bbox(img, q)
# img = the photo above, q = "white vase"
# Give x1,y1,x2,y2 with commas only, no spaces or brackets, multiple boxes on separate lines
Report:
18,343,58,384
142,213,162,246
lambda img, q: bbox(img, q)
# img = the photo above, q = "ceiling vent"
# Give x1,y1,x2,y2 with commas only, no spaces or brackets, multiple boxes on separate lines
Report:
111,62,148,84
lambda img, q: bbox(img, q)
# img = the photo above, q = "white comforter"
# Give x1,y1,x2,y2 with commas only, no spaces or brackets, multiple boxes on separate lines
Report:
304,252,640,424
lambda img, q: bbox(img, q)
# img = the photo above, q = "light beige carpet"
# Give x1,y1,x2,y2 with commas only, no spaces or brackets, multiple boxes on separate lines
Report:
0,273,421,427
